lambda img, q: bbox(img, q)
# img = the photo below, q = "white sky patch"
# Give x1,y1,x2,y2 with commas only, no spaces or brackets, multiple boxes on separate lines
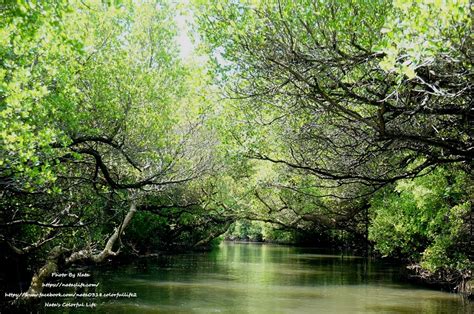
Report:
175,15,193,59
174,0,195,60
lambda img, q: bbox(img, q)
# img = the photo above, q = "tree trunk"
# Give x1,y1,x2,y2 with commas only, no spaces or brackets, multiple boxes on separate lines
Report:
66,200,137,264
22,200,137,298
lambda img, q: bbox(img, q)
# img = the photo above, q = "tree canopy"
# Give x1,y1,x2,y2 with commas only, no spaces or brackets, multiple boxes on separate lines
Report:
194,0,472,280
1,0,472,304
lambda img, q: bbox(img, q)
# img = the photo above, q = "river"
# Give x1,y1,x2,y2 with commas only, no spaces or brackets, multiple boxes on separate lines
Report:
41,242,471,313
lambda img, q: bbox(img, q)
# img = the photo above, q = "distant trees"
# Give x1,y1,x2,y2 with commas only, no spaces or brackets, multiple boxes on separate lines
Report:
195,0,472,277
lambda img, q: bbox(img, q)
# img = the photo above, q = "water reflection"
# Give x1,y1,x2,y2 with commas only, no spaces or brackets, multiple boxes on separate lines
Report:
43,243,471,313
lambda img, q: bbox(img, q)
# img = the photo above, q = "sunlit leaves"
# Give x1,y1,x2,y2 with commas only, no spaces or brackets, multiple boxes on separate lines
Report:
0,0,80,191
369,168,471,271
377,0,471,79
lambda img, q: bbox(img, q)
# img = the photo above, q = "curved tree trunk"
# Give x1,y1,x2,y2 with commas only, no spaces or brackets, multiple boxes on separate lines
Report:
25,246,64,297
21,200,137,298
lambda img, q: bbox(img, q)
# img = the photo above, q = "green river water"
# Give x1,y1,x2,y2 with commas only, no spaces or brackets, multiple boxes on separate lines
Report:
41,242,471,313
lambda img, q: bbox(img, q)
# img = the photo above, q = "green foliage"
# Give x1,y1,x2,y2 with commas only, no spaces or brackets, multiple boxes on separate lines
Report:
195,0,472,278
126,203,230,252
0,0,80,191
369,167,471,271
378,0,471,79
1,1,472,295
226,220,264,241
226,220,296,243
124,211,170,251
1,0,223,275
261,227,294,244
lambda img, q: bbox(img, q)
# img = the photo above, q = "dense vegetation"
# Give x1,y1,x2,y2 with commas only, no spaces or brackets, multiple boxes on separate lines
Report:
1,0,472,305
194,0,472,289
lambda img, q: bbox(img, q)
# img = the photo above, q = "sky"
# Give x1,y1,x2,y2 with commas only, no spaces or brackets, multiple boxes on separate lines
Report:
174,0,196,60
